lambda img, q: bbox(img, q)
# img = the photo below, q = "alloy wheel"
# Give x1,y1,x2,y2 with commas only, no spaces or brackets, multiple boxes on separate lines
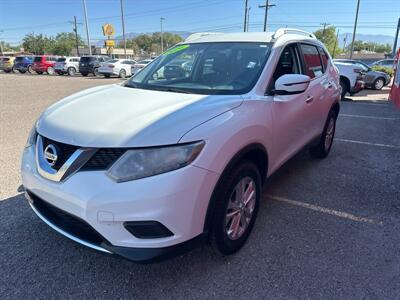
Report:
324,117,335,151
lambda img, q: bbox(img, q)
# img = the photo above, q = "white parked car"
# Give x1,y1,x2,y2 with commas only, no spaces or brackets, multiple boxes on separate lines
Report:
22,29,340,262
334,61,365,99
98,59,136,78
131,59,153,76
54,57,80,76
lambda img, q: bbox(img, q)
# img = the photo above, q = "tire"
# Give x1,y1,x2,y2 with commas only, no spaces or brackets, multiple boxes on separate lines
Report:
309,110,337,159
340,79,348,100
47,67,55,75
119,69,126,78
27,65,33,73
19,69,26,74
373,77,385,90
81,72,88,77
67,67,76,76
93,68,99,76
210,160,261,255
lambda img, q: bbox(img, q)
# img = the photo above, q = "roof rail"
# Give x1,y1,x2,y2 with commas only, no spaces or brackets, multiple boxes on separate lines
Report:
272,28,316,40
185,32,221,42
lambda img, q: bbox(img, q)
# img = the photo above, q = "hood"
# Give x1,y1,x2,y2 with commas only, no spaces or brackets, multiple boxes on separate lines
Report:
37,84,243,147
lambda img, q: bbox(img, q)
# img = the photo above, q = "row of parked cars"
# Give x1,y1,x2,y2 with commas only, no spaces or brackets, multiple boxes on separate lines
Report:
0,55,153,78
333,58,394,99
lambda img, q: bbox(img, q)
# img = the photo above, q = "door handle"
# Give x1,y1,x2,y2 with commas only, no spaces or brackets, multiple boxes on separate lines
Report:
305,95,314,103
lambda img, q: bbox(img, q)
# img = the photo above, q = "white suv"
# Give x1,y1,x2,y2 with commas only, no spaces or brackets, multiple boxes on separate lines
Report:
54,57,80,76
22,29,340,262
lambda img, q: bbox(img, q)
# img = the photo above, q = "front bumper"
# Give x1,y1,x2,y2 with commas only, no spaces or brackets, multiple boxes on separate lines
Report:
21,145,219,261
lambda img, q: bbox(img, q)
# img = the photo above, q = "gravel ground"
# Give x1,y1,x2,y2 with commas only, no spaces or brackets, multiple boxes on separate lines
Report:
1,73,399,299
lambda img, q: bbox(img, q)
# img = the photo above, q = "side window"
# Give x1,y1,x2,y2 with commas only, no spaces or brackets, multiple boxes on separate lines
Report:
272,44,301,83
318,47,329,72
300,44,323,78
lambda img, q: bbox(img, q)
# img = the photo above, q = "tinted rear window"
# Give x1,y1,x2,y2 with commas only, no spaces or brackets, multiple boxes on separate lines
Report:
81,57,95,62
57,58,66,62
34,57,42,62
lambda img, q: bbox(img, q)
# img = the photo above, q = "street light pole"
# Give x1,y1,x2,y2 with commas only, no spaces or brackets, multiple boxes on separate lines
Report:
243,0,248,32
82,0,91,55
349,0,361,59
120,0,127,58
258,0,276,32
160,17,165,53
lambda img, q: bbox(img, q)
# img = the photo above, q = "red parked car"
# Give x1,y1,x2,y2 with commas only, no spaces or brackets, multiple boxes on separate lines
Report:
32,55,58,75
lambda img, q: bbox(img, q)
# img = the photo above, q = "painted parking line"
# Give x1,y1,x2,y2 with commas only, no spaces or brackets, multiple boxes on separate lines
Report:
335,138,400,149
339,114,398,121
266,195,383,226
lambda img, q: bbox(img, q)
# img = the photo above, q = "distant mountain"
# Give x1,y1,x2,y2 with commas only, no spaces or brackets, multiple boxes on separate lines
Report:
338,33,397,48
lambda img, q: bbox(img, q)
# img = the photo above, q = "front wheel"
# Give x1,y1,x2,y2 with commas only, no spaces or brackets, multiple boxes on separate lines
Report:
119,69,126,78
309,110,337,159
93,68,99,76
210,160,261,255
27,65,33,73
373,77,385,90
47,67,54,75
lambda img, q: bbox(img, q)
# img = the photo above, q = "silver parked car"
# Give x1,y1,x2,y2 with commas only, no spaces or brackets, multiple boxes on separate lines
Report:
334,59,391,90
371,59,395,69
54,57,81,76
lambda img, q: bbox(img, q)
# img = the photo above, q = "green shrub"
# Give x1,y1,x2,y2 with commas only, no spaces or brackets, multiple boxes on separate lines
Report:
371,66,394,77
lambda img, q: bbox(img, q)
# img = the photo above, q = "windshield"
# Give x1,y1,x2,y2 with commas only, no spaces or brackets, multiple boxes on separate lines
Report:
126,42,272,95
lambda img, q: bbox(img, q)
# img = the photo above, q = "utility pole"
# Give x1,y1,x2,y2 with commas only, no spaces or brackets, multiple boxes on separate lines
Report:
258,0,276,32
82,0,91,55
243,0,248,32
0,30,3,56
120,0,127,58
246,7,251,32
349,0,361,59
332,28,340,58
320,22,330,39
160,17,165,53
392,17,400,58
73,16,80,56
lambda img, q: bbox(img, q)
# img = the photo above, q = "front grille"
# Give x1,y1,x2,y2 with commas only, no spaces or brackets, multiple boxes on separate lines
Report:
28,191,107,246
39,135,125,172
81,148,126,171
41,136,79,170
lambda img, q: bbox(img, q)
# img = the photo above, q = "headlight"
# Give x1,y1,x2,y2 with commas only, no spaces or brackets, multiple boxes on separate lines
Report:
107,141,205,182
25,125,38,148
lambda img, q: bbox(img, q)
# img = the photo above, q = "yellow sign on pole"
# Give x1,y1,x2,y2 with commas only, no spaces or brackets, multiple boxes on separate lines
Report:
102,23,115,37
105,40,115,47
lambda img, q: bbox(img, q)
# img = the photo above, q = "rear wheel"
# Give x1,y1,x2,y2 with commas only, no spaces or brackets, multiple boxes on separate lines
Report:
67,67,76,76
93,68,99,76
47,66,55,75
210,160,261,255
309,110,337,159
373,77,385,90
340,78,348,100
119,69,126,78
27,65,33,73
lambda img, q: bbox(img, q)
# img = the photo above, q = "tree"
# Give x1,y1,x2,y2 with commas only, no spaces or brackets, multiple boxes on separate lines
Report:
348,40,391,53
52,32,85,56
22,33,55,55
314,26,340,56
124,32,183,55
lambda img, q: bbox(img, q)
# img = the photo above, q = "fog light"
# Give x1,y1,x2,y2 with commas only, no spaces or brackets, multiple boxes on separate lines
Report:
124,221,174,239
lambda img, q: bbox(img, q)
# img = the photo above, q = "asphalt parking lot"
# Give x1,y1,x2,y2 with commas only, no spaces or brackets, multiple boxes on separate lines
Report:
1,73,399,298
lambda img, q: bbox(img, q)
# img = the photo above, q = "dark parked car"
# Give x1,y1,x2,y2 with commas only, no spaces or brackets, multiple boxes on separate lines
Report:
14,56,34,73
334,59,391,90
79,55,110,76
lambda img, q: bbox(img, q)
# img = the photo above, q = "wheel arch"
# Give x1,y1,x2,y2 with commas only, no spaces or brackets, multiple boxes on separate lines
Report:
340,75,350,92
203,143,269,233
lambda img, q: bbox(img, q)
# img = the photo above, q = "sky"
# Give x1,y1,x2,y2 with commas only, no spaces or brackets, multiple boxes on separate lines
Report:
0,0,399,46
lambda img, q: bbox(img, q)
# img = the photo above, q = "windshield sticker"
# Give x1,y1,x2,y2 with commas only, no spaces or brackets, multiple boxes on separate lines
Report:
163,45,190,55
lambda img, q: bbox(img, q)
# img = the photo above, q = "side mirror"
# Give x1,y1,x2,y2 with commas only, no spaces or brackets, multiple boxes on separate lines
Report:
274,74,311,95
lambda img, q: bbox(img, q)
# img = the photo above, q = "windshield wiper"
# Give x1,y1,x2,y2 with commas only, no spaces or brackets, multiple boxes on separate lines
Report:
158,87,192,94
